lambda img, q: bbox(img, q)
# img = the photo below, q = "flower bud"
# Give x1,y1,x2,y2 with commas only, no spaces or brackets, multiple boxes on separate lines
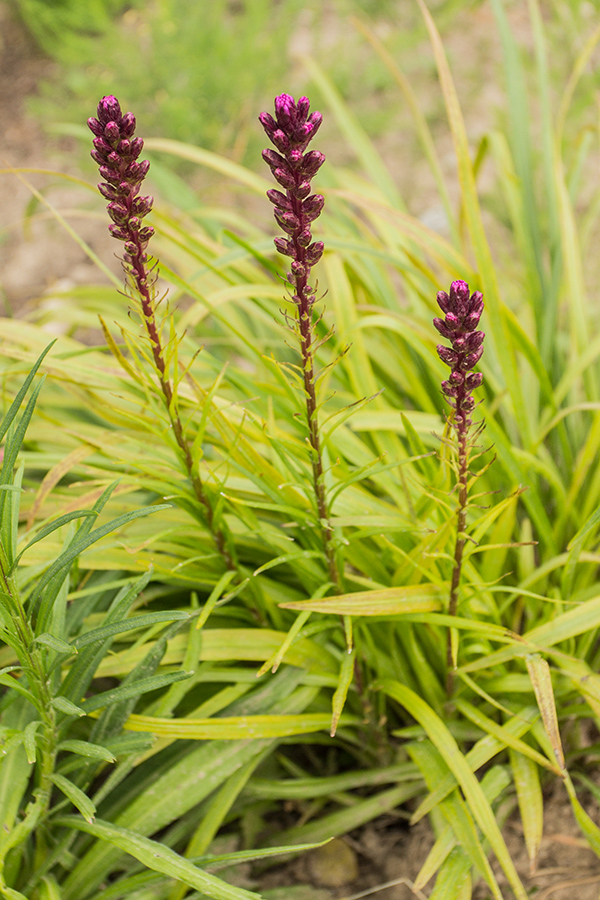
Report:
98,182,119,201
120,112,136,137
104,121,120,143
109,224,128,240
259,111,276,136
97,95,122,124
271,129,290,153
93,136,112,155
436,291,451,314
300,151,325,177
450,280,470,316
437,345,459,367
273,167,296,191
468,291,483,315
465,372,483,390
291,260,306,279
127,159,150,182
87,116,104,136
294,180,311,200
274,93,295,129
441,381,459,397
274,209,300,235
305,241,324,265
99,165,121,185
297,96,310,122
130,137,144,159
274,237,295,257
463,331,484,352
303,194,324,222
132,195,154,216
296,228,312,248
463,310,482,331
107,202,128,224
433,317,452,339
462,347,484,370
266,189,291,210
91,150,106,166
262,148,287,171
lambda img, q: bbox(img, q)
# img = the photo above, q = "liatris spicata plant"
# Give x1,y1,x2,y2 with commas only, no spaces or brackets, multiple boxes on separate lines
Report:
434,279,484,693
88,95,235,570
259,94,341,593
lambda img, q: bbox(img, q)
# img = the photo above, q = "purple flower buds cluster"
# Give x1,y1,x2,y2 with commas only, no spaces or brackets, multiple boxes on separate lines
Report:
88,96,154,267
434,280,484,428
259,94,325,301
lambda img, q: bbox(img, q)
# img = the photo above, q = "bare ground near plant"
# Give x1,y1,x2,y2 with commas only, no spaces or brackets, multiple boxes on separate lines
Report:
2,3,600,898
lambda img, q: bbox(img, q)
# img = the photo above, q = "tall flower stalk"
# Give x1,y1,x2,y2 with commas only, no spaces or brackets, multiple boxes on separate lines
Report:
434,280,485,694
88,96,234,571
259,94,341,593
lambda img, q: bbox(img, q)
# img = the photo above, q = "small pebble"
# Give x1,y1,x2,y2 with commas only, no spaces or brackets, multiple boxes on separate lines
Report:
307,837,359,887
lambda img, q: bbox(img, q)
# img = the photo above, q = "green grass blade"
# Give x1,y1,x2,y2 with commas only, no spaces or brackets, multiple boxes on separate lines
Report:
379,679,528,900
55,816,263,900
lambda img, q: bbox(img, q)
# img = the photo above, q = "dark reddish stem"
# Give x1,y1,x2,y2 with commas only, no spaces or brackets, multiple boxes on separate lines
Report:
260,94,341,592
88,96,234,571
433,280,485,696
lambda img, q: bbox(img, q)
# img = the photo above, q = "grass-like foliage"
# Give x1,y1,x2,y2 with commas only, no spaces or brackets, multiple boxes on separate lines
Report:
3,1,600,898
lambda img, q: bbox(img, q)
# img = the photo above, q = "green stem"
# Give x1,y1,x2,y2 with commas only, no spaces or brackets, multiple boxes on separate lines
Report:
0,548,57,873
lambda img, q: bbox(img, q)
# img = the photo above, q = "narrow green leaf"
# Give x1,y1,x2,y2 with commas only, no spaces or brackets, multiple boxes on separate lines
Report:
71,611,189,650
525,654,565,771
31,504,172,613
281,583,443,616
50,697,85,718
428,848,471,900
81,671,193,714
454,698,560,774
379,680,528,900
23,720,41,765
0,342,55,444
58,740,116,763
509,748,543,874
55,815,263,900
34,633,75,655
15,509,98,566
563,771,600,856
121,711,359,740
50,774,96,823
330,648,356,737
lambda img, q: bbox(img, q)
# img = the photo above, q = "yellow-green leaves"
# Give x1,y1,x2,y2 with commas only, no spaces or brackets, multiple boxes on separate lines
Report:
281,584,443,616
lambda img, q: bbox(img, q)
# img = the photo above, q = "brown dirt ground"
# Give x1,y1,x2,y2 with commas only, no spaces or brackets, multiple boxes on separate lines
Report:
2,2,600,898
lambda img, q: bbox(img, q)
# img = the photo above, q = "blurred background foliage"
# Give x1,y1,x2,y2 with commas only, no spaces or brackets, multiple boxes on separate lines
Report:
4,0,513,165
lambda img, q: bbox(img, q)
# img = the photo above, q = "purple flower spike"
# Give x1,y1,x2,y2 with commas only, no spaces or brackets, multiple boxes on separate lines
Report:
435,280,485,428
260,93,325,303
88,96,154,267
